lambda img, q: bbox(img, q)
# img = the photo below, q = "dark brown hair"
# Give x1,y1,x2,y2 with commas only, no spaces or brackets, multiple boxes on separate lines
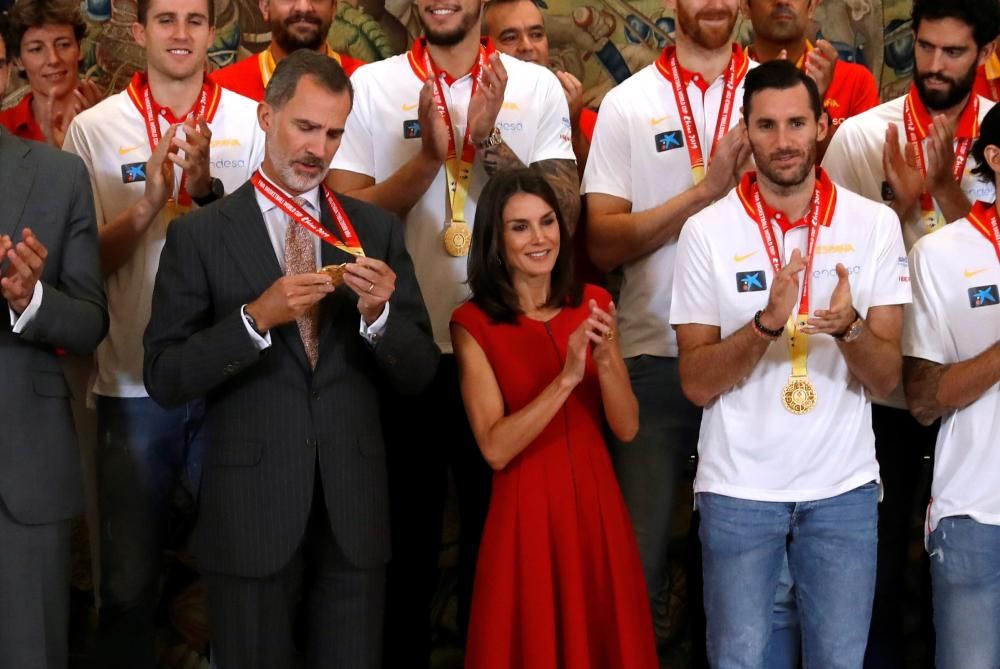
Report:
136,0,215,27
7,0,86,56
467,167,581,324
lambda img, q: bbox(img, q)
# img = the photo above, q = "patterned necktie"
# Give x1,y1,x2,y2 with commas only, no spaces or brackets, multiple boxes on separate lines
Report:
284,200,319,368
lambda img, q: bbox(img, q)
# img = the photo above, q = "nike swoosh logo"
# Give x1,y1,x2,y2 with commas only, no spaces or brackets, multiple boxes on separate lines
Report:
118,144,143,155
650,116,670,125
734,251,758,263
401,103,418,111
964,268,987,278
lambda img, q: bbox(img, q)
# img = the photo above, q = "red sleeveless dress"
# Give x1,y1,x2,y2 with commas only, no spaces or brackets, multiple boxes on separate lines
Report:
452,285,658,669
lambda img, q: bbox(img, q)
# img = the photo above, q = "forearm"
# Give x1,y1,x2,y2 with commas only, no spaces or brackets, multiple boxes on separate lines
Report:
596,355,638,442
838,325,902,398
905,344,1000,425
479,371,576,470
532,159,581,236
678,323,771,407
331,154,441,219
100,198,158,276
931,180,972,224
587,183,714,272
571,126,589,180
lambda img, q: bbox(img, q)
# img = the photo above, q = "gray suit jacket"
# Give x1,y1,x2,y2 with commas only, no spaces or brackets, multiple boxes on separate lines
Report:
0,132,108,524
143,181,439,577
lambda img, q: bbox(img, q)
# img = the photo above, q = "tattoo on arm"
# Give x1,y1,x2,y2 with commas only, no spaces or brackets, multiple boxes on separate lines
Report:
903,356,947,426
481,141,527,177
531,158,581,236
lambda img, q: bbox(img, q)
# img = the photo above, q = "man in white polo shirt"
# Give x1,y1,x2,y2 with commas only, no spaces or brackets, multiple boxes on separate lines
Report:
581,0,752,621
328,0,575,663
671,60,910,668
61,0,263,664
822,1,999,660
903,103,1000,669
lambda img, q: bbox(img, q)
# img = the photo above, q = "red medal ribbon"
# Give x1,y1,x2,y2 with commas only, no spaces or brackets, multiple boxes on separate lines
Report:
902,87,979,229
655,44,749,184
251,171,365,257
966,200,1000,263
126,73,222,207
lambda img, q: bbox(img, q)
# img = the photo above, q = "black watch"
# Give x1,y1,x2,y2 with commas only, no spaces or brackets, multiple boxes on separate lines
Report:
192,177,225,207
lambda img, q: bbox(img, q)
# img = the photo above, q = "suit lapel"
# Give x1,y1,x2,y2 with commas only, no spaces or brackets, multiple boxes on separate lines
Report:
221,182,311,373
0,133,36,240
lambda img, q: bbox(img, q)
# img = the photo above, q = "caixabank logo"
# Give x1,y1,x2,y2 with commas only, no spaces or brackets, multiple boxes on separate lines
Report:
736,270,767,292
968,284,999,308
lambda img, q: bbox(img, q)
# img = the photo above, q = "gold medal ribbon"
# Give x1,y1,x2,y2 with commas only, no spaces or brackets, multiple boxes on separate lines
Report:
252,170,365,257
655,44,749,184
902,87,978,233
126,73,221,215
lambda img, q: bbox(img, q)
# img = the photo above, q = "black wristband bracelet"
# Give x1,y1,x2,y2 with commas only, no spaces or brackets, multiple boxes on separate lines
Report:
753,309,784,338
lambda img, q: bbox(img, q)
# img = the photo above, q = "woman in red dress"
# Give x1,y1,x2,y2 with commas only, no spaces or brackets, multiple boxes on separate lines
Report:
452,169,658,669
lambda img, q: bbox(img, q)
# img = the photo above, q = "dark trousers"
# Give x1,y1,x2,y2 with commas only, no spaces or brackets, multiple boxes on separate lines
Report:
381,355,490,669
0,496,71,669
205,475,385,669
864,404,937,668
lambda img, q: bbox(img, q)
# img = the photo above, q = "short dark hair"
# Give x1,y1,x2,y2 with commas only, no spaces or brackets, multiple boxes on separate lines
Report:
972,103,1000,183
7,0,86,56
912,0,1000,50
742,59,823,123
264,49,353,110
467,168,581,324
136,0,215,27
482,0,543,34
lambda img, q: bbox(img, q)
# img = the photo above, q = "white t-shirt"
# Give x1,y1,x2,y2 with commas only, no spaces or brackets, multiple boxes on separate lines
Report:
582,46,754,359
332,50,573,353
822,93,996,252
903,207,1000,531
63,79,265,397
670,171,911,502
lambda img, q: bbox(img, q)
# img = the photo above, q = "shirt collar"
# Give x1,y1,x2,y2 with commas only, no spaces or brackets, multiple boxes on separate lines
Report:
656,43,748,94
736,167,837,235
407,36,496,86
5,93,45,142
254,166,322,215
906,84,980,140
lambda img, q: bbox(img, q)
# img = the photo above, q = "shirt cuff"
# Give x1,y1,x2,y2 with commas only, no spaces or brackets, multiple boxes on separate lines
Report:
241,304,272,350
359,303,390,344
10,282,43,334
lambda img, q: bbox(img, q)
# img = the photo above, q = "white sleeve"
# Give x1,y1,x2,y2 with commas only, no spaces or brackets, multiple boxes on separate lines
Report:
526,68,574,163
670,216,720,327
582,92,631,200
869,206,911,308
62,118,105,227
822,119,884,202
10,282,43,333
902,243,948,364
331,72,377,177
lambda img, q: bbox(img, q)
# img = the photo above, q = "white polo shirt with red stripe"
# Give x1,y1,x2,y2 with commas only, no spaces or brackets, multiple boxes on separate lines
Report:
63,74,265,397
904,201,1000,531
670,169,911,502
332,39,573,353
582,45,754,359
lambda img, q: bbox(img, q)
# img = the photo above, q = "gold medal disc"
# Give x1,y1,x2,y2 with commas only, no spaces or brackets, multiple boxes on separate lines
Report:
319,263,348,286
782,377,817,415
443,222,471,257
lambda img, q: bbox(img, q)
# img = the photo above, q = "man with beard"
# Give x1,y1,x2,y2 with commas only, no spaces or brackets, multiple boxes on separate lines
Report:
145,50,438,669
671,60,910,669
212,0,365,101
581,0,751,630
61,0,264,664
823,1,999,664
742,0,878,155
329,0,575,664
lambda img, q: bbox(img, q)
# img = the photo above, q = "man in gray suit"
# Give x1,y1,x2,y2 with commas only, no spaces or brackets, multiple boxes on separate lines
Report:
0,130,108,669
144,50,439,668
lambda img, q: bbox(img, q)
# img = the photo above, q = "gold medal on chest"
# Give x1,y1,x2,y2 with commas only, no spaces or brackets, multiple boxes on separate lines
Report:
782,377,817,415
443,221,472,257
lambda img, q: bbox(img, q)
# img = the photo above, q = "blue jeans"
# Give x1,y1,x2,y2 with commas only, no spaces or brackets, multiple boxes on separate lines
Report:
929,516,1000,669
698,482,879,669
96,396,205,669
608,355,701,604
766,557,801,669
